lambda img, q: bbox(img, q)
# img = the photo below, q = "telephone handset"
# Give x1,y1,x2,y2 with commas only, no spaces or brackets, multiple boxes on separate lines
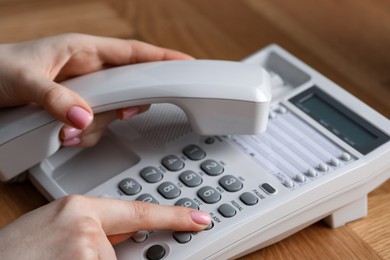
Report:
0,60,271,180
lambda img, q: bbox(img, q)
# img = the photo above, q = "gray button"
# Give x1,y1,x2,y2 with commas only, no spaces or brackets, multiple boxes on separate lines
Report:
119,178,141,195
330,157,340,167
162,155,184,171
219,175,243,192
197,186,221,204
240,192,258,206
183,144,206,160
146,244,166,260
318,162,329,172
295,173,306,183
179,170,203,187
136,194,159,204
283,179,295,188
173,231,192,244
140,167,163,183
158,182,181,199
132,231,148,243
341,152,351,161
201,160,224,176
306,168,317,177
175,198,199,210
260,183,277,194
218,203,236,218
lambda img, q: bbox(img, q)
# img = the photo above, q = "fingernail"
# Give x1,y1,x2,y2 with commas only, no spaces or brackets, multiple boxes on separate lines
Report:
190,211,211,225
67,106,93,129
62,137,81,147
62,126,83,140
120,107,141,120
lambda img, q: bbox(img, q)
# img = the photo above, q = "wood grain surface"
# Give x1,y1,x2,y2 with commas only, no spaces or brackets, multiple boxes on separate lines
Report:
0,0,389,259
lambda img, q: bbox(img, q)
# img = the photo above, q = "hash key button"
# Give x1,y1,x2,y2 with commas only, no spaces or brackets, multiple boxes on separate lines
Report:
119,178,141,195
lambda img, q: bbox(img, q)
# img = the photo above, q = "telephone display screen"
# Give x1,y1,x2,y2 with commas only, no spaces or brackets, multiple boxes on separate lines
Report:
290,86,389,154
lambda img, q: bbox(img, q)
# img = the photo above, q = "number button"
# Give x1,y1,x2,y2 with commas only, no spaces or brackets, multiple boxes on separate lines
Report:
162,155,185,171
136,194,159,204
118,178,142,195
179,170,203,187
219,175,243,192
183,144,206,160
158,182,181,199
201,159,224,176
140,166,163,183
197,186,221,204
175,198,199,210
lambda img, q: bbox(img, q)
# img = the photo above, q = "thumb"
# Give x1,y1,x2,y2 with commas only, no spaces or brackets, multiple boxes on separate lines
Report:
25,77,93,129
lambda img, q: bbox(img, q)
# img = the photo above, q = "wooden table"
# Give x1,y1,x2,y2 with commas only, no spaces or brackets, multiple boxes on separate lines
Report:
0,0,389,259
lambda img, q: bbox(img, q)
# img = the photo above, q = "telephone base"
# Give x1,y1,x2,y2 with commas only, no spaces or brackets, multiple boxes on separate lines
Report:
324,196,368,228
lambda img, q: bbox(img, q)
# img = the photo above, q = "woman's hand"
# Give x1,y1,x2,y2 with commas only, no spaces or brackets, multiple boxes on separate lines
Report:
0,33,193,147
0,195,211,260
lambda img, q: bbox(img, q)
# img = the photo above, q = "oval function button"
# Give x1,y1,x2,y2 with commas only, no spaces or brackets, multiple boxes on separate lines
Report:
260,183,277,195
283,179,294,188
132,231,149,243
173,231,192,244
240,192,258,206
306,168,317,177
295,173,306,183
218,203,236,218
146,244,166,260
341,152,351,161
330,157,340,167
318,162,329,172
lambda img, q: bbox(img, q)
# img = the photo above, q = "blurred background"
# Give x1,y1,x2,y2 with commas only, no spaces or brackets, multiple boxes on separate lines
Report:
0,0,389,259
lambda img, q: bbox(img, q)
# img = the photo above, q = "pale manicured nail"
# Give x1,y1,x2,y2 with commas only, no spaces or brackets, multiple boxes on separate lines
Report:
120,107,141,120
67,106,93,129
190,211,211,225
62,126,83,140
62,137,81,147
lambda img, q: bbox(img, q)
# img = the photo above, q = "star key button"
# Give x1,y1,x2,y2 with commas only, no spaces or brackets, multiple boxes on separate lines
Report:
119,178,142,195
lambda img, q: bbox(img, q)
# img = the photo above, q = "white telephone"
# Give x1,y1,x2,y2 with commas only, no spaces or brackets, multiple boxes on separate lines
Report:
1,45,390,260
0,60,271,180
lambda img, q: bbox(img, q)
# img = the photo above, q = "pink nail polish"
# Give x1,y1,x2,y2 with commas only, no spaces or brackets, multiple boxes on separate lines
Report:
120,107,141,120
62,126,83,140
62,137,81,147
67,106,93,129
190,211,211,225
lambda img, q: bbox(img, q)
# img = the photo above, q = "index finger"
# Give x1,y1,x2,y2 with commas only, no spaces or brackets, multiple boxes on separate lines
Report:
89,197,211,235
92,36,194,65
